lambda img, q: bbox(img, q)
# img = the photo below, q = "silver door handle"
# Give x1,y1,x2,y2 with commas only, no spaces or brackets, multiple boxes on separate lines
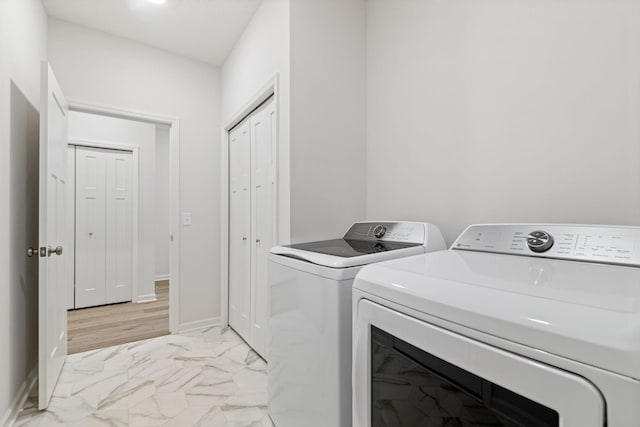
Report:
27,247,38,257
48,246,63,256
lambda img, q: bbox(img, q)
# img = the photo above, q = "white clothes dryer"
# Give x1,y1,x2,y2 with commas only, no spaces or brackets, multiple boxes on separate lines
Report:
268,221,446,427
352,224,640,427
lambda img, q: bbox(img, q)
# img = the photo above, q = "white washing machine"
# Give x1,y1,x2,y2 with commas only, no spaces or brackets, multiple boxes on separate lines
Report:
268,221,446,427
353,224,640,427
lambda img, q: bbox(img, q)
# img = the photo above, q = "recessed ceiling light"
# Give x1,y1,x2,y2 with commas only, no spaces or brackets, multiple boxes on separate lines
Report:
147,0,166,4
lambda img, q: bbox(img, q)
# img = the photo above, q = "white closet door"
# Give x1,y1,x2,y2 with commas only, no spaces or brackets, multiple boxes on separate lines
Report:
105,151,133,304
229,119,252,341
66,146,76,310
75,147,133,309
250,98,276,358
75,147,107,308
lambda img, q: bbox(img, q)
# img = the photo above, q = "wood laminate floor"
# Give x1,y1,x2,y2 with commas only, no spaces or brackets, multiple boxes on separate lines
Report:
67,281,170,354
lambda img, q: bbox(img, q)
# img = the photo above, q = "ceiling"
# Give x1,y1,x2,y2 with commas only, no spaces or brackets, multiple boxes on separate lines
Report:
43,0,263,66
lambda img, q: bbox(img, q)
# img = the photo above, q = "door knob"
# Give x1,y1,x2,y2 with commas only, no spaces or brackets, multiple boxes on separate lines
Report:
48,246,63,256
27,247,38,257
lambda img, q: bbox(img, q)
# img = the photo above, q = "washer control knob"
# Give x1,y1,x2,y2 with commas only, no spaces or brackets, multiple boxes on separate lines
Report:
527,230,554,253
373,225,387,239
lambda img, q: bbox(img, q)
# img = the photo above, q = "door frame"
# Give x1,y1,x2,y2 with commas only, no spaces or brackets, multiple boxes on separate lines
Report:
67,100,181,333
220,74,280,327
68,140,141,307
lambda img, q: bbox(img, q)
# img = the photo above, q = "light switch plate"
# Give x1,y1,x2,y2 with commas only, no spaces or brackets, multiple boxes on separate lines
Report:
182,212,192,226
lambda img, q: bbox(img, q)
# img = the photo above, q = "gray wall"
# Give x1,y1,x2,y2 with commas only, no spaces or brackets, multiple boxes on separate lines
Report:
0,0,47,422
48,19,221,329
289,0,367,242
366,0,640,244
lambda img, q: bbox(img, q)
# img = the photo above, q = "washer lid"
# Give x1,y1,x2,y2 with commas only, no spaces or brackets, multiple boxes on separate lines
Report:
269,221,447,268
270,243,426,268
285,238,421,258
354,249,640,380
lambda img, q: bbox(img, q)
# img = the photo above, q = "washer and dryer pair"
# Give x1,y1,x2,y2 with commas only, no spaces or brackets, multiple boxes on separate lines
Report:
268,222,640,427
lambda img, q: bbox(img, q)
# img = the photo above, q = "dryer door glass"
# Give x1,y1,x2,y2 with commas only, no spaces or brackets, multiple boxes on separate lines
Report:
371,326,559,427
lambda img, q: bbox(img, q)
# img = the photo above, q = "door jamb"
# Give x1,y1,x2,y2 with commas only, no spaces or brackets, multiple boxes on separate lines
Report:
68,139,140,306
67,100,181,334
220,74,280,328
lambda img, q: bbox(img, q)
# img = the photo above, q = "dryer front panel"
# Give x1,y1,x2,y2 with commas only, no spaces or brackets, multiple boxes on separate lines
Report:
353,300,605,427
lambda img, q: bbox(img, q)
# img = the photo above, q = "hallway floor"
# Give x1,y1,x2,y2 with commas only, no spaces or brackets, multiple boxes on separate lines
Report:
68,281,170,354
16,326,272,426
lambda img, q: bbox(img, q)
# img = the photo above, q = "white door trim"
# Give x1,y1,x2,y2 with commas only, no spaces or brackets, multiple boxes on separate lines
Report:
67,100,181,334
68,139,140,305
220,74,280,328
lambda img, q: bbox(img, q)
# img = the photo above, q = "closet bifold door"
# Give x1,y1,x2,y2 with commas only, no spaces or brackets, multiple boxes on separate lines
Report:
105,151,133,304
74,146,133,309
228,119,252,341
249,99,276,359
75,147,108,308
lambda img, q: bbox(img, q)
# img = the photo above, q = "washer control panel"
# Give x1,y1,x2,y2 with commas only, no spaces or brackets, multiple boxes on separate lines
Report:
373,224,387,238
344,222,426,244
453,224,640,266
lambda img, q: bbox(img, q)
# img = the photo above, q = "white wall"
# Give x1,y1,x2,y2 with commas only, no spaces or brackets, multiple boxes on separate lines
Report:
366,0,640,244
155,125,170,280
0,0,47,424
68,111,157,301
221,0,291,245
289,0,367,242
48,19,221,328
221,0,368,244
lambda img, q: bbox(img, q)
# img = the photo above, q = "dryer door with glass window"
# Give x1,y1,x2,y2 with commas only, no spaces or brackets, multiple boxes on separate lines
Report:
353,300,605,427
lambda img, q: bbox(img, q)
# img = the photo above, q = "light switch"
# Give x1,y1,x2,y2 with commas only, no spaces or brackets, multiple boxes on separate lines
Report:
182,212,192,226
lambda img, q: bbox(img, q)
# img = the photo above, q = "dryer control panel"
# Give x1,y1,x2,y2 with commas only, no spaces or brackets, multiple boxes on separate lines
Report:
453,224,640,267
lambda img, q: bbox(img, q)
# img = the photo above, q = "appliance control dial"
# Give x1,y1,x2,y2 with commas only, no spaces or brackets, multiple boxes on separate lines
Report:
373,225,387,239
527,230,554,253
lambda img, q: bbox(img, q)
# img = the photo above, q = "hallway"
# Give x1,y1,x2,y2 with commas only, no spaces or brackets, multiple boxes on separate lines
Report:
68,281,170,355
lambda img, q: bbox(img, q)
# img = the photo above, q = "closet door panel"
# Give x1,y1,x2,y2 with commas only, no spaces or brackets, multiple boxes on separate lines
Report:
75,147,107,309
106,151,133,304
229,120,252,341
67,146,76,310
250,98,276,358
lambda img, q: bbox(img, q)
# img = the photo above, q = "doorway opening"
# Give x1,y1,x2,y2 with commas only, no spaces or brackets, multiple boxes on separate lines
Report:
64,105,180,354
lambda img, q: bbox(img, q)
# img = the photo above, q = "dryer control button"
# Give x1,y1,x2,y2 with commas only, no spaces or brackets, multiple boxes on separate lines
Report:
527,231,554,253
373,225,387,239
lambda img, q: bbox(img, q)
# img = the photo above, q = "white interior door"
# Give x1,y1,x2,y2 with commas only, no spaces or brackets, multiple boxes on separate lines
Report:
75,146,133,308
228,119,252,340
66,146,76,309
105,150,133,304
39,62,69,410
75,146,107,308
250,98,276,358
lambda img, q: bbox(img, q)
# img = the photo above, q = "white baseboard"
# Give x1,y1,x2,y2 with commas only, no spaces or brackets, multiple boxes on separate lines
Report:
135,293,157,303
1,367,37,427
178,317,221,334
154,275,170,282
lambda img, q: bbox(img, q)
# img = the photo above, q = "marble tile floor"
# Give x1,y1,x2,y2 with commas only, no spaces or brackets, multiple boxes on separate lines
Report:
15,326,274,427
